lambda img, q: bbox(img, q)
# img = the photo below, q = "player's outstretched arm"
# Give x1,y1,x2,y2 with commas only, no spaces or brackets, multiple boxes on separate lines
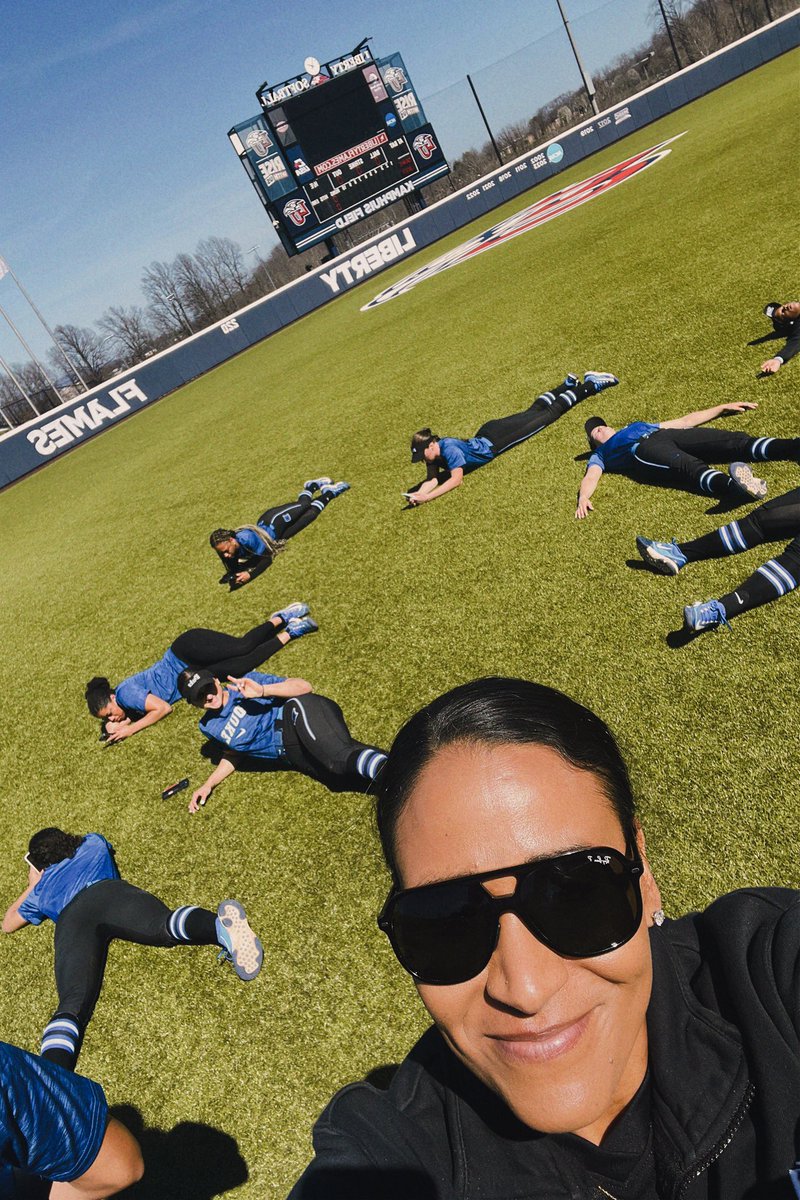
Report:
575,465,602,519
408,468,464,505
50,1116,144,1198
189,757,237,812
228,676,313,699
660,401,758,430
2,866,41,932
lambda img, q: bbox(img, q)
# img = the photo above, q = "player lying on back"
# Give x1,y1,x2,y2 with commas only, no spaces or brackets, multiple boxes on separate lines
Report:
178,669,387,811
636,487,800,634
759,300,799,375
210,476,349,589
0,1039,143,1198
2,828,263,1073
576,399,800,518
406,371,618,506
84,605,316,743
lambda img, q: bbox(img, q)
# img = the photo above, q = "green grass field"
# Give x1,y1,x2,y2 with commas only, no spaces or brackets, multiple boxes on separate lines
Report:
0,51,798,1198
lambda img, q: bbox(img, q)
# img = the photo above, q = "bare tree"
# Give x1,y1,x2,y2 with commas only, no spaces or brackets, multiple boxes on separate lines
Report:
142,260,194,337
197,236,249,298
98,305,155,364
48,324,108,386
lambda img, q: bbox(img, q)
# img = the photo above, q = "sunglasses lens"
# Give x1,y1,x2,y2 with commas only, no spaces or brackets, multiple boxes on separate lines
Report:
520,852,642,958
390,879,498,985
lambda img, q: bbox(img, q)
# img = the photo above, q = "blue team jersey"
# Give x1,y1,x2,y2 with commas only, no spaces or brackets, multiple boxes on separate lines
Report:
0,1042,107,1183
236,526,274,556
115,646,188,714
200,671,287,759
18,834,119,926
587,421,660,473
438,436,495,473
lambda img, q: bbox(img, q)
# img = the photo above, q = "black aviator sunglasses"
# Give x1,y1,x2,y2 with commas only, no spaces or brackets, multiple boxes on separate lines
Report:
378,840,644,986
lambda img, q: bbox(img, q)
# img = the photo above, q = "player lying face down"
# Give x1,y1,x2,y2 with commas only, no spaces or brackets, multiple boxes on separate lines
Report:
179,668,387,812
405,371,618,506
84,607,317,743
289,676,800,1200
209,476,350,589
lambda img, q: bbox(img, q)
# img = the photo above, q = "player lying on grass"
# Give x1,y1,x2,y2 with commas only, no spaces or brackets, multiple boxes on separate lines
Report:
0,1040,143,1199
84,605,317,743
210,476,350,589
636,486,800,634
759,300,799,375
406,371,618,506
576,400,800,518
2,829,263,1073
178,668,387,812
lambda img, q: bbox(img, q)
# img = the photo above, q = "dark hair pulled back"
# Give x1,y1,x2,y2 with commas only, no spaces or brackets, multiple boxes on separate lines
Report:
376,677,636,883
27,828,86,871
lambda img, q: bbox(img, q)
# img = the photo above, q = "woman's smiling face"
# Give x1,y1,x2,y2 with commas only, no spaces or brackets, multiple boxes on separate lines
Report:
393,740,661,1145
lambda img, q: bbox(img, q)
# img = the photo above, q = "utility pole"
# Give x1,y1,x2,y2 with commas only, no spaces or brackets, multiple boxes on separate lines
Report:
655,0,683,70
0,253,89,390
0,301,61,405
466,75,503,165
555,0,599,116
0,351,41,418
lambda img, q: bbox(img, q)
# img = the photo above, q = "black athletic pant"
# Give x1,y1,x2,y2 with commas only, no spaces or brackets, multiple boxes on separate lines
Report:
171,620,285,679
678,487,800,619
259,486,338,542
476,378,589,454
42,880,217,1070
280,695,387,793
629,429,800,498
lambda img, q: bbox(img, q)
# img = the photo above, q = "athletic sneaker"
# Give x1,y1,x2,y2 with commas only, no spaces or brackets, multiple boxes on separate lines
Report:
215,900,264,981
321,481,350,498
286,616,318,640
303,476,333,492
563,373,580,388
271,601,310,623
683,599,731,633
584,371,619,395
729,462,768,501
636,536,687,575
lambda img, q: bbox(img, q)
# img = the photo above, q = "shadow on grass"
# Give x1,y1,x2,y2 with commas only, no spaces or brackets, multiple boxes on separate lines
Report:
666,626,703,649
111,1105,248,1199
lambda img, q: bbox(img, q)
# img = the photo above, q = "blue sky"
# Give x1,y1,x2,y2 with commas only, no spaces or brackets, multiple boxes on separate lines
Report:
0,0,657,361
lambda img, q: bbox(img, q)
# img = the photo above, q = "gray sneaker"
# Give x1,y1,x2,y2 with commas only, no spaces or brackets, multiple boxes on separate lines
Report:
729,462,768,500
215,900,264,981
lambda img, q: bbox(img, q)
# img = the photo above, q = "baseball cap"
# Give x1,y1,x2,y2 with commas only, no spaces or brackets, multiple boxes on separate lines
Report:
410,429,436,463
584,415,606,447
178,668,217,707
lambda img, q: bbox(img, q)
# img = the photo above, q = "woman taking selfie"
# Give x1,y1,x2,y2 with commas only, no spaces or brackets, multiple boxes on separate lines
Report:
290,678,799,1200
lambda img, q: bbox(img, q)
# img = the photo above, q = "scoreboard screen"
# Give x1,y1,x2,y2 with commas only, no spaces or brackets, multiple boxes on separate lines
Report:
228,46,449,256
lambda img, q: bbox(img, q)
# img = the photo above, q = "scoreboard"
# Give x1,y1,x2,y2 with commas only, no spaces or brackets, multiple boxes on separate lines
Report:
228,46,449,256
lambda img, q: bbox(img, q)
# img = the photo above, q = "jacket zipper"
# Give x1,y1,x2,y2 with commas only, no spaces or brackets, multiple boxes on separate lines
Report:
675,1083,755,1198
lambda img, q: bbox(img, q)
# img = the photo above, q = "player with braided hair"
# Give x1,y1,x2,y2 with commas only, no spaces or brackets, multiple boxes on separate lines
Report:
211,476,350,589
85,605,317,743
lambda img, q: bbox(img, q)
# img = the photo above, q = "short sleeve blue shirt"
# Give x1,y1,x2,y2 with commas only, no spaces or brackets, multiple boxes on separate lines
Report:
236,527,273,556
0,1041,107,1182
200,671,287,759
18,834,119,926
438,437,495,473
587,422,660,473
115,646,188,714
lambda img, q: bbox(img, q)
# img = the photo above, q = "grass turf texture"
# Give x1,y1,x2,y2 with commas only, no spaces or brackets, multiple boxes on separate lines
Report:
1,51,798,1197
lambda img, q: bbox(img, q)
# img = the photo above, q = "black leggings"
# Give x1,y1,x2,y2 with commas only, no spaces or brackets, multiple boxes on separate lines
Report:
476,378,590,454
42,880,217,1070
678,487,800,619
280,695,387,793
171,620,285,678
259,488,337,541
629,429,800,497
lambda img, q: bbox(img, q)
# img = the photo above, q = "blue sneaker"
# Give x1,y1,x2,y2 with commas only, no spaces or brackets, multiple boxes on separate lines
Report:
636,536,687,576
321,481,350,499
683,599,731,634
563,373,580,388
303,476,333,492
286,615,318,640
584,371,619,395
272,600,310,623
215,900,264,981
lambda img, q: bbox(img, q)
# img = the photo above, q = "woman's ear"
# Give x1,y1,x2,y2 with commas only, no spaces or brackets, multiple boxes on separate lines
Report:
634,821,664,926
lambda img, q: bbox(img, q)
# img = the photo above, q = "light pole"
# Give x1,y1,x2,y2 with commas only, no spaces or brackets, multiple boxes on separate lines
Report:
555,0,599,116
164,291,193,337
0,253,90,390
247,244,276,292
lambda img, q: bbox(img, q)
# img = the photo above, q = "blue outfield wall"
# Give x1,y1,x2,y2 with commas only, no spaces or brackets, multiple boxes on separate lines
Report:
1,12,798,490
